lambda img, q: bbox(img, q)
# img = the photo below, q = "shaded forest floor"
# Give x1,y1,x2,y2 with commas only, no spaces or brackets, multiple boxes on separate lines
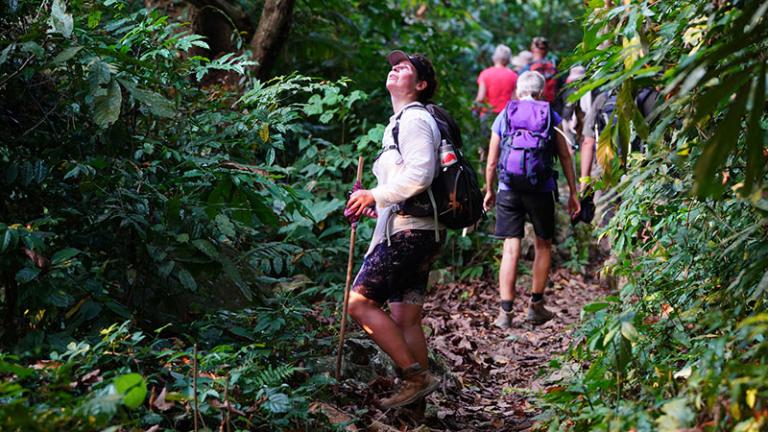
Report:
331,257,610,431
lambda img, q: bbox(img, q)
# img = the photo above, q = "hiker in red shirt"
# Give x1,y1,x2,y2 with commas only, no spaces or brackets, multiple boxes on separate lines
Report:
474,44,518,161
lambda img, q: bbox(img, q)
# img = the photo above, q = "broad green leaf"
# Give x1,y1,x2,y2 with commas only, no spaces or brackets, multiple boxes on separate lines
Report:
0,43,15,66
158,260,175,278
247,191,279,227
0,360,34,378
16,267,41,284
583,302,611,313
1,229,16,252
88,61,111,96
87,10,101,28
656,398,694,431
191,239,218,258
92,80,122,128
368,125,384,142
51,248,81,265
263,392,290,413
176,268,197,291
303,94,323,116
620,321,640,342
53,46,82,64
206,177,232,218
229,191,252,225
694,81,749,196
113,373,147,409
121,80,175,118
690,70,751,127
616,80,633,165
165,196,181,226
742,63,766,194
215,214,236,238
20,41,44,59
596,122,615,180
48,0,74,38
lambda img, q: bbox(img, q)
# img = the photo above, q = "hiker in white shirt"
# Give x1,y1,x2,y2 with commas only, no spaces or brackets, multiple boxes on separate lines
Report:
344,51,443,409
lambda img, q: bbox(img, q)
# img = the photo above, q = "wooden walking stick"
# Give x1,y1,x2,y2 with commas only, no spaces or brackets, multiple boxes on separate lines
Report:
335,156,364,381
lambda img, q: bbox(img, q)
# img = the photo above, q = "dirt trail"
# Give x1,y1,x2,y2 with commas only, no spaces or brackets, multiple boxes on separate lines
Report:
335,263,609,431
421,266,608,431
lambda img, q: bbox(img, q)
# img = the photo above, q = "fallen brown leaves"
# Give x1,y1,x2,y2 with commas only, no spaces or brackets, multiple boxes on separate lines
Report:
331,261,609,431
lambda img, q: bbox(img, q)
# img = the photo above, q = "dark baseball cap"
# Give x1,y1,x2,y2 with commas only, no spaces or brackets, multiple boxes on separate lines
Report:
386,50,437,101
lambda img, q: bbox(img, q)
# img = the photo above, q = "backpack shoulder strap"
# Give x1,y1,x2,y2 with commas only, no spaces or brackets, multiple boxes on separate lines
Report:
503,100,517,138
392,104,428,147
546,104,555,145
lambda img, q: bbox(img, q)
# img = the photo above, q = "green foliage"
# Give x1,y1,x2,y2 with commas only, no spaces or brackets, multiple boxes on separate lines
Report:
281,0,583,170
540,1,768,430
1,0,589,429
561,223,592,273
0,0,372,345
0,312,332,431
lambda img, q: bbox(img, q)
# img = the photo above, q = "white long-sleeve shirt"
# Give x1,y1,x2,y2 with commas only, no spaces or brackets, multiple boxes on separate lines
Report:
367,101,443,255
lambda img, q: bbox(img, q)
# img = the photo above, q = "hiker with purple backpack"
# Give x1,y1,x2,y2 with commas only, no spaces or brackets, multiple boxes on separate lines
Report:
483,71,580,328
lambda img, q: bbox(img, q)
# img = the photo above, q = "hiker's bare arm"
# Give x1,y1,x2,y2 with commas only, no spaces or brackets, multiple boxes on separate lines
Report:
556,130,581,218
483,132,501,210
555,131,577,194
580,136,596,185
475,81,487,104
485,133,501,192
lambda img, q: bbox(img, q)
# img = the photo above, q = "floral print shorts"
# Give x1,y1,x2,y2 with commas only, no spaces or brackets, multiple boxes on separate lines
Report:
351,229,443,305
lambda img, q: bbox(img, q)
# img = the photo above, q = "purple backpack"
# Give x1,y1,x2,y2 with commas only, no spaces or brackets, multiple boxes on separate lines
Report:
498,100,555,191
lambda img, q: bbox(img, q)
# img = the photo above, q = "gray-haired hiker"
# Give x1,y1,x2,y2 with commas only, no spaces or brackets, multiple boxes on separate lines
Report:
511,50,533,74
483,71,580,328
474,44,519,162
344,51,444,409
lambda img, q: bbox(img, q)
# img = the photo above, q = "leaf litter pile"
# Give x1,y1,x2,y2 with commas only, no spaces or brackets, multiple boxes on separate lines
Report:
330,264,609,431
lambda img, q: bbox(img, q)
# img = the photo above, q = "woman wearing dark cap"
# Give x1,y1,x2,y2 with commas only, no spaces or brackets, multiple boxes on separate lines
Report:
344,50,443,409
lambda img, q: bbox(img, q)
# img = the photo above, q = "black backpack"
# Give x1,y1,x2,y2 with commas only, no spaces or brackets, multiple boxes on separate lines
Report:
595,88,658,153
391,104,484,230
595,90,617,135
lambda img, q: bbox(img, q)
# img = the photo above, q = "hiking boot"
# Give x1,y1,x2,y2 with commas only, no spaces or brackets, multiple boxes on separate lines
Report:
526,299,555,325
494,308,514,329
380,364,439,409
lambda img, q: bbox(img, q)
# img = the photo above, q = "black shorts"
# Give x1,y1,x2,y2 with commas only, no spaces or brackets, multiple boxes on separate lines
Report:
495,189,556,240
351,229,443,305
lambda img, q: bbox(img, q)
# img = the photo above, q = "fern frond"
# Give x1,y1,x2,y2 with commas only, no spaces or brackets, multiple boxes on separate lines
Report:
253,364,299,388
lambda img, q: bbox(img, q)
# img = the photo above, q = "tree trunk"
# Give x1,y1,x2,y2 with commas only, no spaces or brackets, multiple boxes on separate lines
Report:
186,0,252,31
185,0,254,59
250,0,295,80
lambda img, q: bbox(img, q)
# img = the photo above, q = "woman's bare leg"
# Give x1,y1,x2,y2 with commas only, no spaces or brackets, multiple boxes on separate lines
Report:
390,302,427,369
347,291,417,369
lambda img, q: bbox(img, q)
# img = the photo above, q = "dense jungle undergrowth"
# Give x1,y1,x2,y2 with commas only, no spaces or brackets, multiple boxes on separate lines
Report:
1,0,767,431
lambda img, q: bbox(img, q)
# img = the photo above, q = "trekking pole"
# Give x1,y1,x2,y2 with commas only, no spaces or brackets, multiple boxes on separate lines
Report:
335,156,364,381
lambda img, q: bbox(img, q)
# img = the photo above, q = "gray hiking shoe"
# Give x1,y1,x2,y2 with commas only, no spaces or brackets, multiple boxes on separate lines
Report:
380,364,440,409
526,299,555,325
494,308,514,329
